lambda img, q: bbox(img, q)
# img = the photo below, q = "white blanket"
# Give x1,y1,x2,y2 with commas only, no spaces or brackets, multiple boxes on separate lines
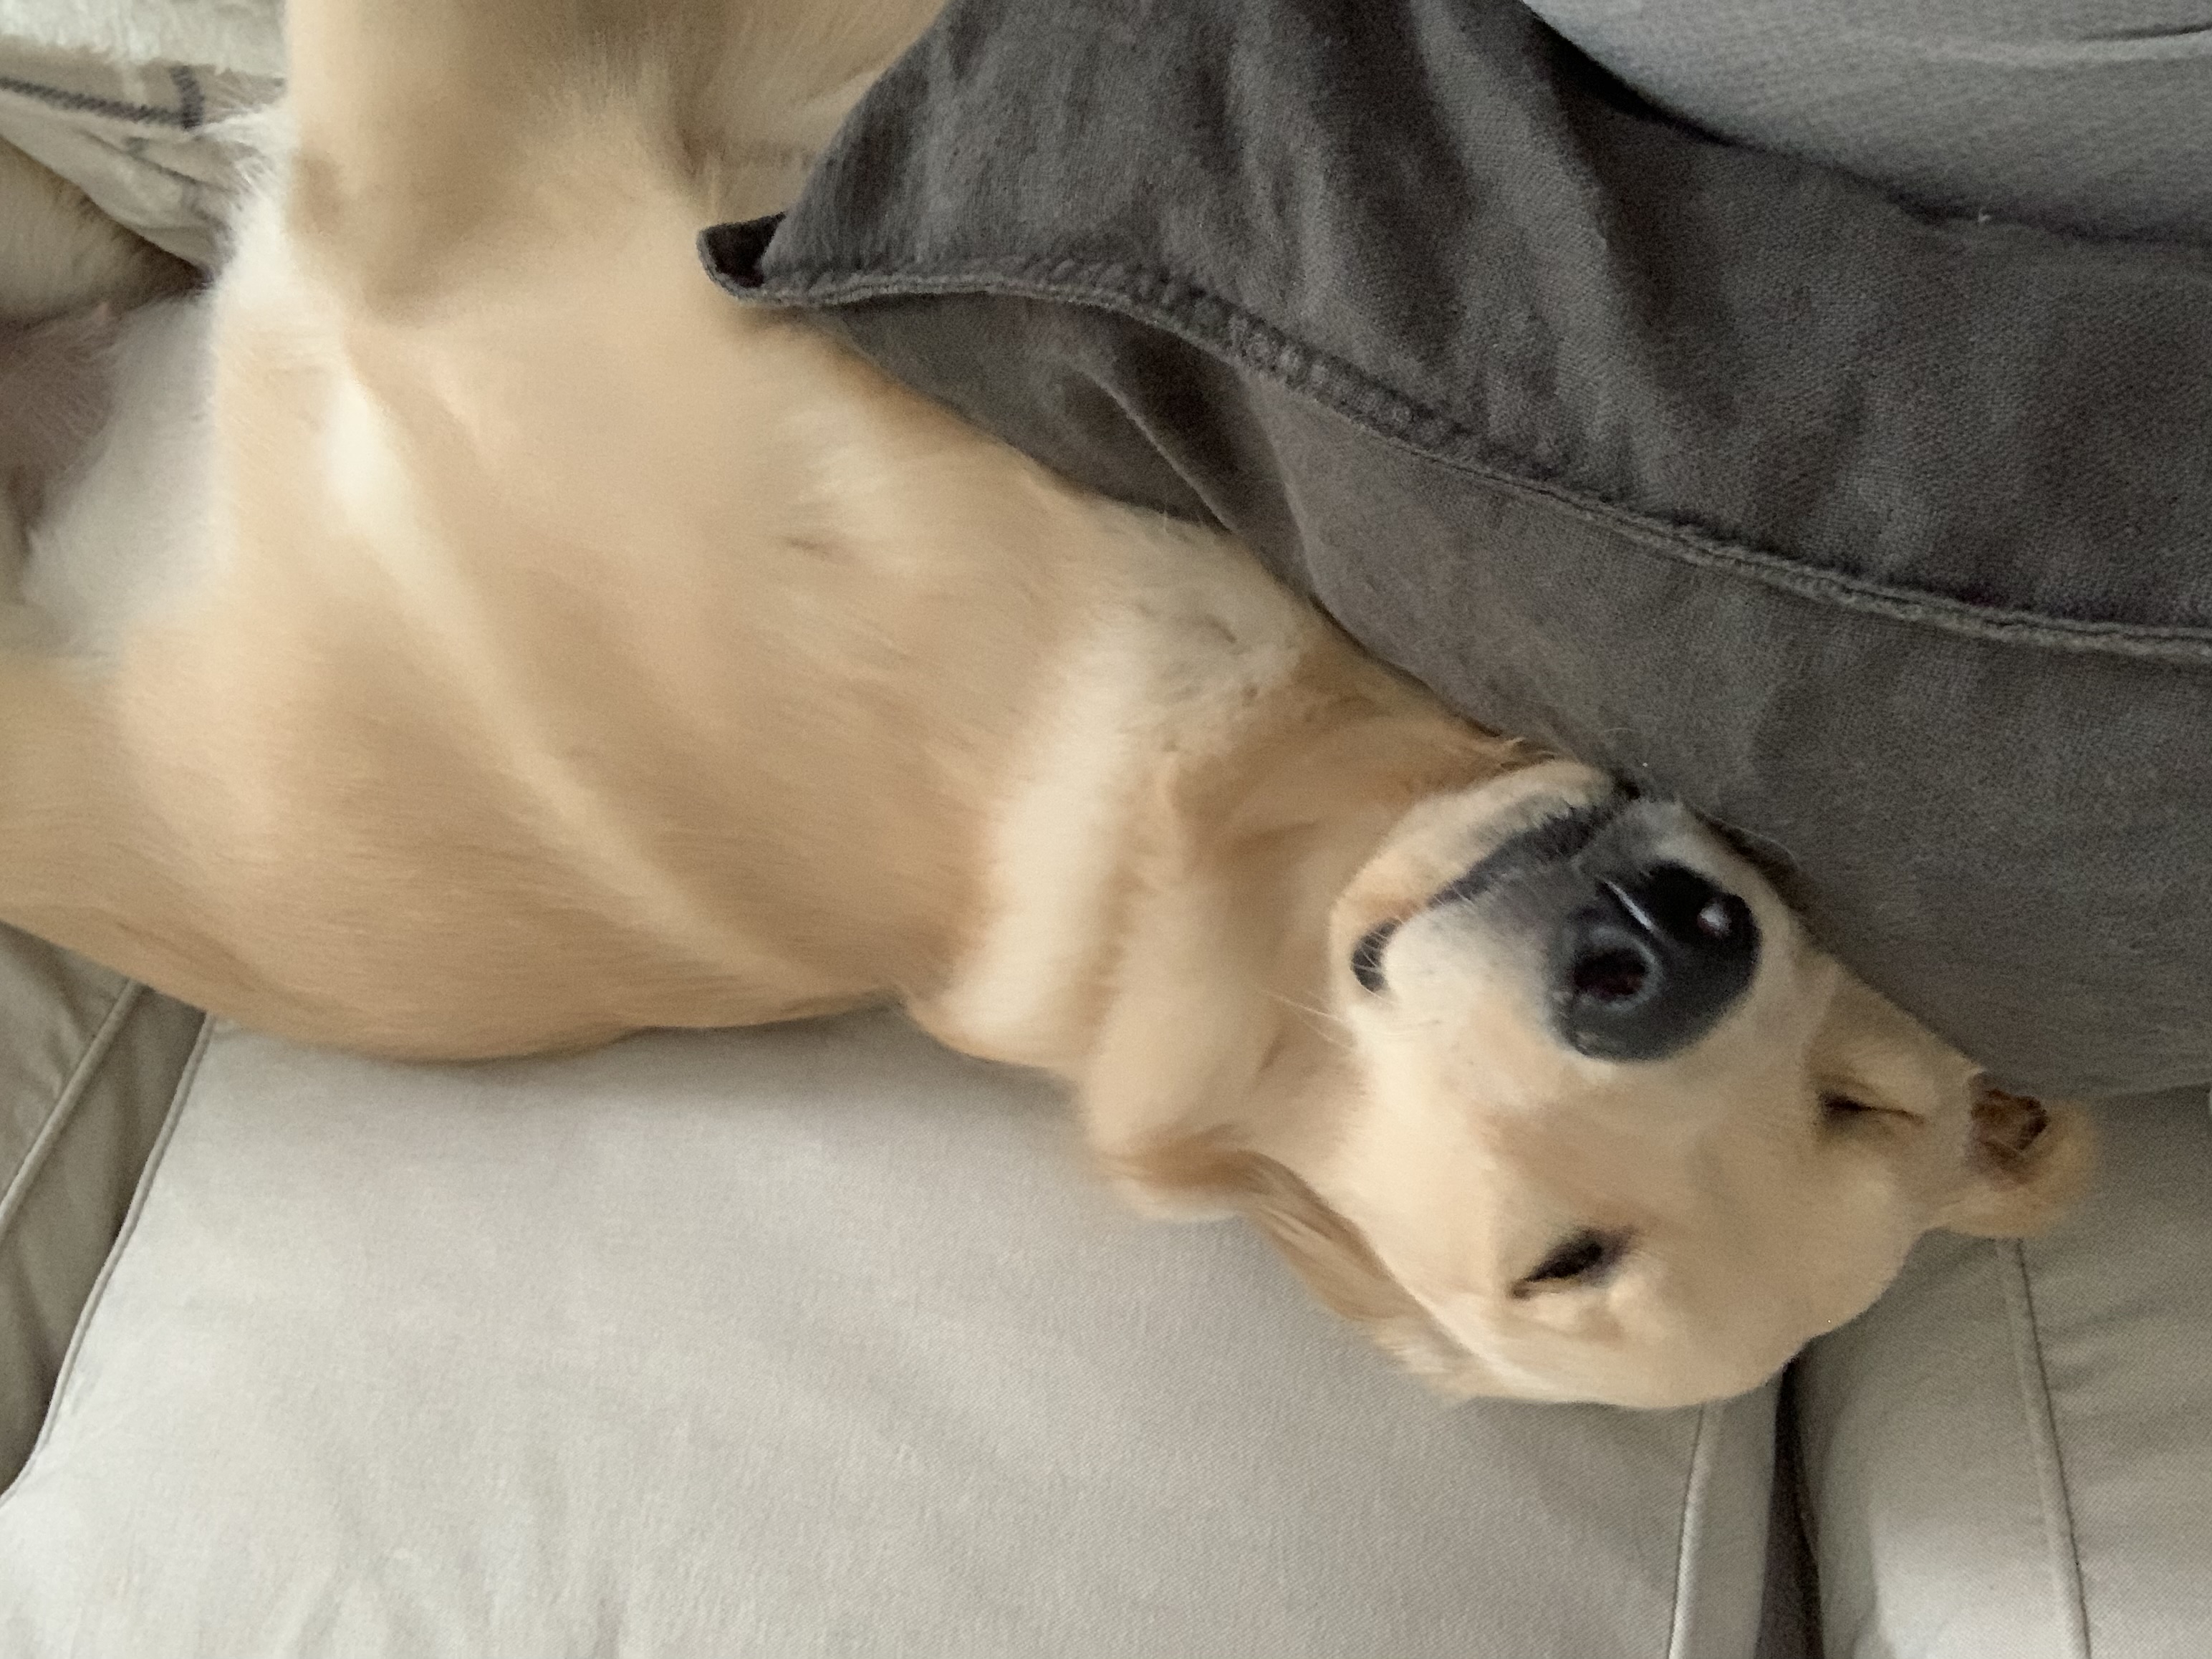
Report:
0,0,278,76
0,0,282,266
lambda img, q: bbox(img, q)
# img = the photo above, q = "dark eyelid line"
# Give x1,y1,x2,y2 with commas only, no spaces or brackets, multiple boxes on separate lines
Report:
1821,1090,1920,1127
1512,1228,1631,1297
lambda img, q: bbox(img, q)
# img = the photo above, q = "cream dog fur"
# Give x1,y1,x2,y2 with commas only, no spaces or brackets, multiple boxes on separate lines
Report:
0,0,2087,1407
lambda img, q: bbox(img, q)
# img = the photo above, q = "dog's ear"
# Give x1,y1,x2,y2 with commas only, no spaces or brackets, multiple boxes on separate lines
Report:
1935,1082,2095,1238
1105,1133,1473,1385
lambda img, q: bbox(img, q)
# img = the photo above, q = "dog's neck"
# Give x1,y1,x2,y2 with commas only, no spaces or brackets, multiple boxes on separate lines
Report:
939,660,1514,1170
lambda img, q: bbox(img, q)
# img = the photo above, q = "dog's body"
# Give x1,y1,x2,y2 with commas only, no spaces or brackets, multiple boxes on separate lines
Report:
0,0,2087,1406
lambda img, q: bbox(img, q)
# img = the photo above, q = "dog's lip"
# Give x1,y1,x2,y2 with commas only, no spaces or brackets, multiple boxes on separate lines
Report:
1423,787,1634,913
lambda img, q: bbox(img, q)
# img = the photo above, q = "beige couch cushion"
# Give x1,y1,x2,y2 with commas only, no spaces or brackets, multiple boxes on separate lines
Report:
1795,1089,2212,1659
0,924,203,1488
0,1011,1777,1657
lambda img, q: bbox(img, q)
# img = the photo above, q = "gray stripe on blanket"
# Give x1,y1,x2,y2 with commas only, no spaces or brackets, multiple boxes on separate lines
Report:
0,69,199,130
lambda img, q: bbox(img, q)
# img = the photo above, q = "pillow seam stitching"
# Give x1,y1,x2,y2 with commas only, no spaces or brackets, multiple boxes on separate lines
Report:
737,258,2212,665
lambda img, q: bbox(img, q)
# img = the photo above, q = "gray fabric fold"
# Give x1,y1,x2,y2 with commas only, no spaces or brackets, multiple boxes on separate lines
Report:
708,0,2212,1095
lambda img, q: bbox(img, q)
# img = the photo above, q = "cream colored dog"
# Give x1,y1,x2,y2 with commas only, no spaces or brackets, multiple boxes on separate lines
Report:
0,0,2087,1408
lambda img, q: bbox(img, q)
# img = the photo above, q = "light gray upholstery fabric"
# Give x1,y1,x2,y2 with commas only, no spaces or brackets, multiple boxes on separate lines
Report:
1795,1091,2212,1658
1525,0,2212,243
0,923,203,1489
0,1012,1778,1658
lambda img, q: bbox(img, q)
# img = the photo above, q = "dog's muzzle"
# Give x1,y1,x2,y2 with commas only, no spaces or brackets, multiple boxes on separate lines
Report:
1429,793,1762,1062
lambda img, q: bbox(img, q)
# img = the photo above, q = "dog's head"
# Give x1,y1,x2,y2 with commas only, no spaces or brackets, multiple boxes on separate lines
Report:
1122,760,2089,1408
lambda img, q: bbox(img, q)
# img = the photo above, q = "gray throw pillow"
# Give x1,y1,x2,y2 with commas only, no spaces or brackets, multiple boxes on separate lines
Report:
704,0,2212,1098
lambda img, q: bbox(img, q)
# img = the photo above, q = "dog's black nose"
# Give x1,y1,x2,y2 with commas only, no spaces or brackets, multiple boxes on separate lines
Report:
1552,864,1759,1062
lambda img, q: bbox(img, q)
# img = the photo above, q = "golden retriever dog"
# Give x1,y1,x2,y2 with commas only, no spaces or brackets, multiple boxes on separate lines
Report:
0,0,2087,1407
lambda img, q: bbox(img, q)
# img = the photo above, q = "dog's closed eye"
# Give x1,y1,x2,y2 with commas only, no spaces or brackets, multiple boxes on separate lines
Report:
1513,1229,1630,1297
1820,1092,1916,1132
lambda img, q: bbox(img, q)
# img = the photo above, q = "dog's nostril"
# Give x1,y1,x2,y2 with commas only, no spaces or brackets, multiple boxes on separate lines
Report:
1607,864,1753,954
1350,919,1398,993
1553,863,1760,1063
1570,946,1650,1004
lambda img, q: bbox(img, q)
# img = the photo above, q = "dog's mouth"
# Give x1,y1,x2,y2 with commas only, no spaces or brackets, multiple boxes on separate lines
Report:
1346,781,1642,997
1423,786,1635,914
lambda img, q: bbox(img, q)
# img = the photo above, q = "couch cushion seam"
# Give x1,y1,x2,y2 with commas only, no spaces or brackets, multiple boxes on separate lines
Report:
0,1013,211,1509
1663,1398,1715,1659
2001,1239,2095,1659
0,981,140,1251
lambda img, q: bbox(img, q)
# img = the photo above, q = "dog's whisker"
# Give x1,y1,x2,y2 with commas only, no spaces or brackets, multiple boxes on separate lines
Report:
1267,990,1356,1050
